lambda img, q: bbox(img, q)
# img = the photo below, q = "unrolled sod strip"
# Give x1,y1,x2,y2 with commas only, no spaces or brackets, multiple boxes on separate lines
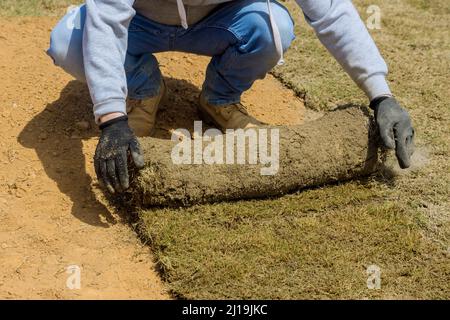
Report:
129,106,382,207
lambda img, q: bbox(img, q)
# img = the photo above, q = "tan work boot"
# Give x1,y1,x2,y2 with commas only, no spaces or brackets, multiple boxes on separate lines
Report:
198,92,265,131
126,80,166,137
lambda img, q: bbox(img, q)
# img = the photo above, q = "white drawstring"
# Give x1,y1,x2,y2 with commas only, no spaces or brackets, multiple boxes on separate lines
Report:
176,0,188,29
175,0,284,65
266,0,284,65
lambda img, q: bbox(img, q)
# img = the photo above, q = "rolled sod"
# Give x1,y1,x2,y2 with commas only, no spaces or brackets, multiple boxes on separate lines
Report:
130,106,381,207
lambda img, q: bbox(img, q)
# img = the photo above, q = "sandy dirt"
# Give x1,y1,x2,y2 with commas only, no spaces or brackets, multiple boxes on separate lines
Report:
0,17,306,299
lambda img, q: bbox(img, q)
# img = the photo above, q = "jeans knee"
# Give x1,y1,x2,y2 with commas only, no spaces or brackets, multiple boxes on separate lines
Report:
47,25,68,66
47,5,86,80
125,53,162,99
276,13,295,52
241,3,295,62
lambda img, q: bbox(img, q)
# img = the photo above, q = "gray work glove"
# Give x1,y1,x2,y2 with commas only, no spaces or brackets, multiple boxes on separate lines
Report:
94,115,145,193
370,96,415,169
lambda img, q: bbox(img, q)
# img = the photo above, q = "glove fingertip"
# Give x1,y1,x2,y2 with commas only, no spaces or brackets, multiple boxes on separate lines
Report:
398,155,411,169
382,138,395,150
132,152,145,169
106,184,116,194
399,162,411,169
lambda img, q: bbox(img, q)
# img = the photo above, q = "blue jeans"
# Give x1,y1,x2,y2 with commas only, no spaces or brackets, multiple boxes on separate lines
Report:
47,0,295,105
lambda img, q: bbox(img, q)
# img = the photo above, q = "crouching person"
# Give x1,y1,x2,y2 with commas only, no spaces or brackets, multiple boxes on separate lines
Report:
47,0,415,193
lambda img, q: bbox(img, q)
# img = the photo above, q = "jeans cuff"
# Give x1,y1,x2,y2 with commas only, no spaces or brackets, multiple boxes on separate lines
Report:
128,81,163,100
202,90,241,106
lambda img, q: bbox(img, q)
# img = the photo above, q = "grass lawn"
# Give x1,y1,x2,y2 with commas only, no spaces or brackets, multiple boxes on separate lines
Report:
139,0,450,299
5,0,449,299
0,0,82,16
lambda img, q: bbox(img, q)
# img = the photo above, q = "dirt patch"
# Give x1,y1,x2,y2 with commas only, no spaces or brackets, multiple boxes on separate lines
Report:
0,17,308,298
0,17,169,299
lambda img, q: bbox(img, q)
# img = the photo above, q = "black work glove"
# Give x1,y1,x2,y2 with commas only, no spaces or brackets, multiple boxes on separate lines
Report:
370,96,415,169
94,115,145,193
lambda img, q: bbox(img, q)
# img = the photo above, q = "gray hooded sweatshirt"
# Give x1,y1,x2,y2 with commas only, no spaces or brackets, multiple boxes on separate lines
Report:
83,0,392,121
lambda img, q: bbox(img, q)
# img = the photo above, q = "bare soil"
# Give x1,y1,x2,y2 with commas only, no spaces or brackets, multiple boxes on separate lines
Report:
0,17,307,298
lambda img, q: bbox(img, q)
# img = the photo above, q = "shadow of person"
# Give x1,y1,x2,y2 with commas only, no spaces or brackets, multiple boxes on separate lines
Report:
18,78,203,227
153,77,210,139
18,81,114,227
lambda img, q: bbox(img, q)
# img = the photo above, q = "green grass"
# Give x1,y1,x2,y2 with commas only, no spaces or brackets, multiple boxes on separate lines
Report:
5,0,449,299
139,184,449,299
139,0,450,299
0,0,81,16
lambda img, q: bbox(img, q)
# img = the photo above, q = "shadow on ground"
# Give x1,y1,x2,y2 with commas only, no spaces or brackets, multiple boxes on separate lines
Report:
18,78,203,226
